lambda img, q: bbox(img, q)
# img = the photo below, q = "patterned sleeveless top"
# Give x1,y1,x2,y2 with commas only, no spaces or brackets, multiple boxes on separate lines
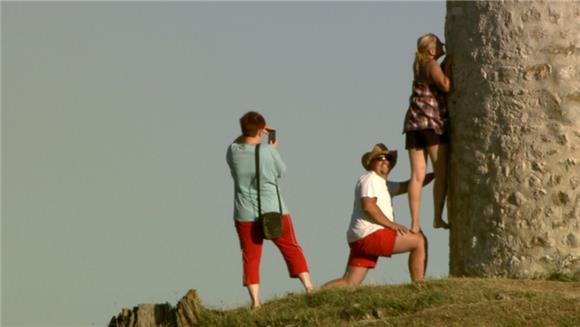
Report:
403,81,448,135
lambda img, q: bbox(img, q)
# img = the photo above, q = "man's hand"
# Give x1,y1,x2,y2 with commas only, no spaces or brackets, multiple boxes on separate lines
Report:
389,222,409,236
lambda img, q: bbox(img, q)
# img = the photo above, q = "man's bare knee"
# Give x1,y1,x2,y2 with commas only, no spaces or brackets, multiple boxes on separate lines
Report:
412,233,426,250
418,233,426,244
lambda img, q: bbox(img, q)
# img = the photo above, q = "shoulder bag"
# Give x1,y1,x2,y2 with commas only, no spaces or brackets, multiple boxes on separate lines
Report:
255,144,284,240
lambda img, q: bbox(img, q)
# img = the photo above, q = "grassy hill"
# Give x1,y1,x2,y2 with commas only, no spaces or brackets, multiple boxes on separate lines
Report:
199,278,580,326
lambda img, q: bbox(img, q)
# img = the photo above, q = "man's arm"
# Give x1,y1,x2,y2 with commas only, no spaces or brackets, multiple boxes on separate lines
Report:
389,172,435,197
361,197,408,235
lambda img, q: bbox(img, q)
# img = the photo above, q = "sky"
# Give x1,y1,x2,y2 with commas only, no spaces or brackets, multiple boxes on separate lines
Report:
2,1,447,326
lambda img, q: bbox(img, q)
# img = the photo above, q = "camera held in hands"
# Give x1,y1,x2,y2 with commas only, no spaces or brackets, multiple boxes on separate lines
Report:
268,130,276,143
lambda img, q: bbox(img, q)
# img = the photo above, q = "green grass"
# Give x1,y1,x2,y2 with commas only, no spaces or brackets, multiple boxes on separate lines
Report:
199,278,580,326
548,272,579,282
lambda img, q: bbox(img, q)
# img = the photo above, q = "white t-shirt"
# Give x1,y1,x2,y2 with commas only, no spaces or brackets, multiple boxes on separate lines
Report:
347,171,400,243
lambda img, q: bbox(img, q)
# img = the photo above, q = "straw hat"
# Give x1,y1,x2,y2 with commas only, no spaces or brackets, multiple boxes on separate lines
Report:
361,143,397,171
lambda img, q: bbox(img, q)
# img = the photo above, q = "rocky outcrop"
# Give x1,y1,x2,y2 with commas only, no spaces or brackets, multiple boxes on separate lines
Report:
445,1,580,278
176,290,203,327
109,290,202,327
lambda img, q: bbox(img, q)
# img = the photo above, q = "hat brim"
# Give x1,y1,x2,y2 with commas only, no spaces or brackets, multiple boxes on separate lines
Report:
362,150,397,171
361,150,396,170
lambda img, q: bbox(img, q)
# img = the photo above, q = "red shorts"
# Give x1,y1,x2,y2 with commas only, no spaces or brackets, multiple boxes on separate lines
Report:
235,215,309,286
348,228,397,268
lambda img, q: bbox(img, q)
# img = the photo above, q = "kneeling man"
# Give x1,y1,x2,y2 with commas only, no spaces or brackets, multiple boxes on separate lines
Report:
323,143,432,287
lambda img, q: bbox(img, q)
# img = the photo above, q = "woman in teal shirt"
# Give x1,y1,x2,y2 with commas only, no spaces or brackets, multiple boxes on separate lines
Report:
226,111,313,309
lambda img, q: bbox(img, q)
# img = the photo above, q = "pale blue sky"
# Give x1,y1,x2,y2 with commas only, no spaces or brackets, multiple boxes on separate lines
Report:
2,1,447,326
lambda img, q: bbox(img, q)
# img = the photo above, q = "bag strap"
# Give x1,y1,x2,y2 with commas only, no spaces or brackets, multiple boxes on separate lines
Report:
255,143,262,216
254,144,282,217
274,182,282,215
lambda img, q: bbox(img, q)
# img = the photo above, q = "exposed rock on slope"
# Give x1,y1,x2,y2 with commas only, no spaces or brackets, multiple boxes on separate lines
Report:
109,290,202,327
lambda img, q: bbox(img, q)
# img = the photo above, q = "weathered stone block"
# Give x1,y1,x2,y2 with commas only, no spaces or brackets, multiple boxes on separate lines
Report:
446,0,580,279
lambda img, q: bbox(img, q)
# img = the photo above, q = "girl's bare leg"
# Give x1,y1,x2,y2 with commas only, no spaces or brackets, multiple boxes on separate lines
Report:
408,148,428,233
427,143,450,229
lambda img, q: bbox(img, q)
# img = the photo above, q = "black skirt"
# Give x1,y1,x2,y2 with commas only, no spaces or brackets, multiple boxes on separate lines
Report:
405,129,449,149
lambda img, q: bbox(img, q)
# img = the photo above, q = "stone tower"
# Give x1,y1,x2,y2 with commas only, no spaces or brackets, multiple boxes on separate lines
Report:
445,1,580,278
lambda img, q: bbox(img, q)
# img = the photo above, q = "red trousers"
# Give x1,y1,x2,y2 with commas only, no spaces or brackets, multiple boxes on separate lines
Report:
235,214,309,286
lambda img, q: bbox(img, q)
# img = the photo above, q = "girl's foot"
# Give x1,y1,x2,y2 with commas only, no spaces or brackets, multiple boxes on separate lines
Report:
411,225,421,234
433,218,450,229
251,304,262,311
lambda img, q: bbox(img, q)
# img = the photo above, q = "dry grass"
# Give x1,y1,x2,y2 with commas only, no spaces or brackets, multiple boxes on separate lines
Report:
199,278,580,327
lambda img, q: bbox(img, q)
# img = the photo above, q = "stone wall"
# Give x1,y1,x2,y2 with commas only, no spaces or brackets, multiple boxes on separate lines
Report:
445,1,580,278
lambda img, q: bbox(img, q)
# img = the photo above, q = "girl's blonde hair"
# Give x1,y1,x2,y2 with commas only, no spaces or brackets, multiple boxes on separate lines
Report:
413,33,440,80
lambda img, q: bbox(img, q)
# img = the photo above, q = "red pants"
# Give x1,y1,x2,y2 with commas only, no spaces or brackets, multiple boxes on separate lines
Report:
235,214,309,286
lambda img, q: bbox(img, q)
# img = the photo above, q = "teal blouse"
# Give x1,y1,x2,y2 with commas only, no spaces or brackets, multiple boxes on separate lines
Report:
226,143,289,221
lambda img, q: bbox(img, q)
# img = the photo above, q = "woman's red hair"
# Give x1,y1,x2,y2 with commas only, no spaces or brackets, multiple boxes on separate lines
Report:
239,111,266,137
